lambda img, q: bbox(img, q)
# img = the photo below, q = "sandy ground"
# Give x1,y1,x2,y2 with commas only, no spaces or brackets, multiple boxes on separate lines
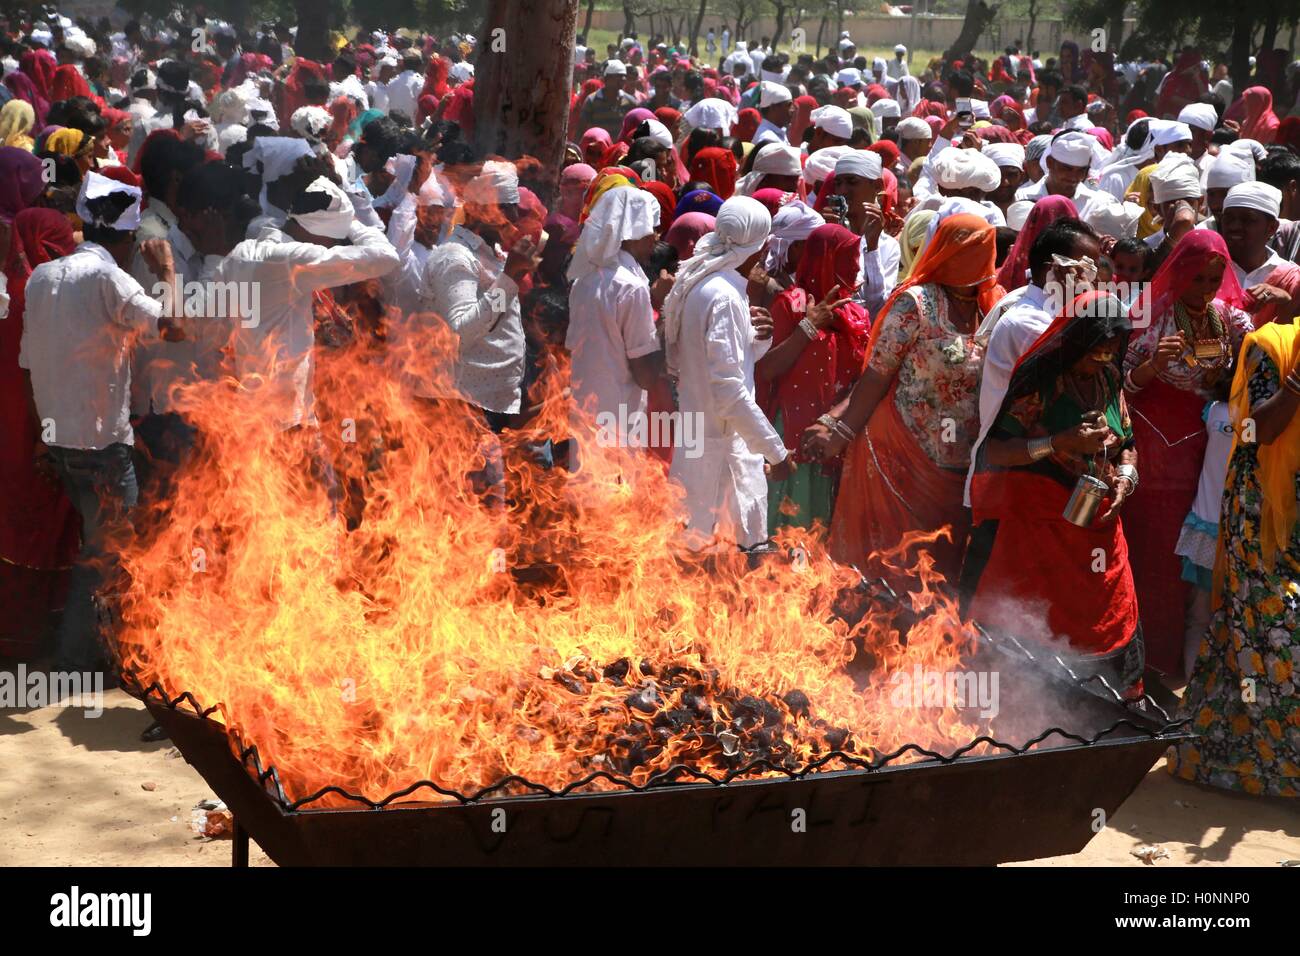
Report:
2,683,1297,867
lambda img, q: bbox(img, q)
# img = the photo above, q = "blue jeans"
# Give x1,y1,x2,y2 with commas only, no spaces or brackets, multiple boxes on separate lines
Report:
46,443,138,672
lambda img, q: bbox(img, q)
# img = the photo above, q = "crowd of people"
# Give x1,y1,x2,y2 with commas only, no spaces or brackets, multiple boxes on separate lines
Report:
0,10,1296,799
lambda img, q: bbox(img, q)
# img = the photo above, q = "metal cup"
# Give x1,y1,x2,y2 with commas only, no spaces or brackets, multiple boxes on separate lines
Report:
1063,474,1110,527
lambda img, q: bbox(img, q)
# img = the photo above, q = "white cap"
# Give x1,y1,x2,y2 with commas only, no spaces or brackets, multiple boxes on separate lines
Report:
810,105,853,140
1079,193,1143,239
759,81,792,108
1150,152,1203,203
932,147,1001,193
1151,120,1193,147
1223,181,1282,219
1224,138,1267,162
802,145,854,186
604,60,627,76
871,98,901,119
1206,150,1255,190
981,142,1025,169
1048,130,1094,168
1177,103,1218,133
76,171,143,231
834,150,883,181
894,44,907,54
835,68,863,87
1006,199,1035,231
896,117,932,141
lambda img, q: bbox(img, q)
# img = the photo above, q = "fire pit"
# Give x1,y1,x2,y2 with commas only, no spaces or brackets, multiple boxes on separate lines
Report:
124,622,1191,867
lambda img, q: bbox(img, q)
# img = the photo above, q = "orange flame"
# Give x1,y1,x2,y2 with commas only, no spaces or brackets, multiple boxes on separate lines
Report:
115,323,984,807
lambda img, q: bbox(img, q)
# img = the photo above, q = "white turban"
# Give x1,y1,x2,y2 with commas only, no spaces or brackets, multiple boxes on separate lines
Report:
1150,152,1203,203
1079,193,1143,239
288,176,355,239
897,117,932,141
1006,200,1035,231
982,142,1025,169
448,61,474,84
663,195,772,370
810,105,853,140
1223,181,1282,219
870,98,901,119
242,136,314,184
834,150,883,181
872,57,886,73
802,145,854,186
759,81,791,108
932,147,1001,193
1207,150,1256,190
76,171,142,231
765,200,825,273
894,44,907,54
970,98,991,119
1224,138,1267,162
1048,130,1094,168
567,188,660,281
604,60,627,76
465,159,521,205
682,97,737,134
290,105,333,144
735,143,804,196
1150,120,1192,147
1177,104,1218,133
639,118,673,148
925,198,1003,242
835,68,863,88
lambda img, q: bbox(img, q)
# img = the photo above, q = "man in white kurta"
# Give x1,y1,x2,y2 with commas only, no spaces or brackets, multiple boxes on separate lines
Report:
663,196,790,549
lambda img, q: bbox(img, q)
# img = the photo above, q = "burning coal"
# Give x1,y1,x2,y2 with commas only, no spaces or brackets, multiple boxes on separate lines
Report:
114,329,987,807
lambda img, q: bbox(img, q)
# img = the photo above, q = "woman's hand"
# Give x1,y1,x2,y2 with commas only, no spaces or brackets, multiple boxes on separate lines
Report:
1096,476,1131,524
805,286,851,330
1053,412,1109,456
1151,332,1186,372
800,420,848,462
750,305,774,340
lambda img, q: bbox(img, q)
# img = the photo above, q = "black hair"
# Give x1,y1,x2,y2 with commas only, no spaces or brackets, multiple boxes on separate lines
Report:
1124,119,1150,151
684,126,721,165
1062,83,1087,105
646,240,680,277
437,138,478,166
176,160,259,229
947,71,974,96
994,226,1017,267
1197,92,1226,122
677,180,712,198
140,136,206,202
1259,149,1300,190
361,116,404,160
1036,69,1062,89
39,152,82,188
1112,236,1153,267
1028,217,1097,278
1210,126,1238,146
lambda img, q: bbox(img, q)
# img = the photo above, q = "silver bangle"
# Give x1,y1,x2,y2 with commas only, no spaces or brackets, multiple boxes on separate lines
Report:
818,412,855,441
1123,368,1144,393
1027,435,1055,461
1115,464,1138,492
798,317,819,339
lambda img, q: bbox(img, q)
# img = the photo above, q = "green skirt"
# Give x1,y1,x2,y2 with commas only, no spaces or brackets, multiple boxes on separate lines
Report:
767,413,835,532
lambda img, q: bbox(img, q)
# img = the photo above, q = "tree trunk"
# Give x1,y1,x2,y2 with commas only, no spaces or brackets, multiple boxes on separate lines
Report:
1260,8,1280,56
1106,0,1124,59
815,13,826,57
582,0,595,38
773,2,787,50
293,0,331,61
690,0,707,55
623,2,636,37
945,0,998,62
834,1,844,50
474,0,580,206
1228,9,1253,98
1025,0,1037,57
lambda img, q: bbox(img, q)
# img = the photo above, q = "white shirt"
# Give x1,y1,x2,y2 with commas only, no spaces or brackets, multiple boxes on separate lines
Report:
752,117,787,145
1015,175,1098,206
1232,248,1288,289
381,192,436,321
964,283,1053,506
384,69,425,119
886,58,909,80
19,243,164,450
567,250,660,442
1061,113,1091,131
856,232,902,317
211,222,400,429
418,225,526,415
365,79,390,113
669,271,785,549
129,220,232,417
329,74,369,109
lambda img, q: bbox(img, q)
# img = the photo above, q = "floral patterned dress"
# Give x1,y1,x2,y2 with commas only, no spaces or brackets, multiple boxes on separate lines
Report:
1169,349,1300,797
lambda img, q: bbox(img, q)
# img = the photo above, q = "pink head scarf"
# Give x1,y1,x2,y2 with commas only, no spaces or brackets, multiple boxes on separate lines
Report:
1133,229,1246,320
